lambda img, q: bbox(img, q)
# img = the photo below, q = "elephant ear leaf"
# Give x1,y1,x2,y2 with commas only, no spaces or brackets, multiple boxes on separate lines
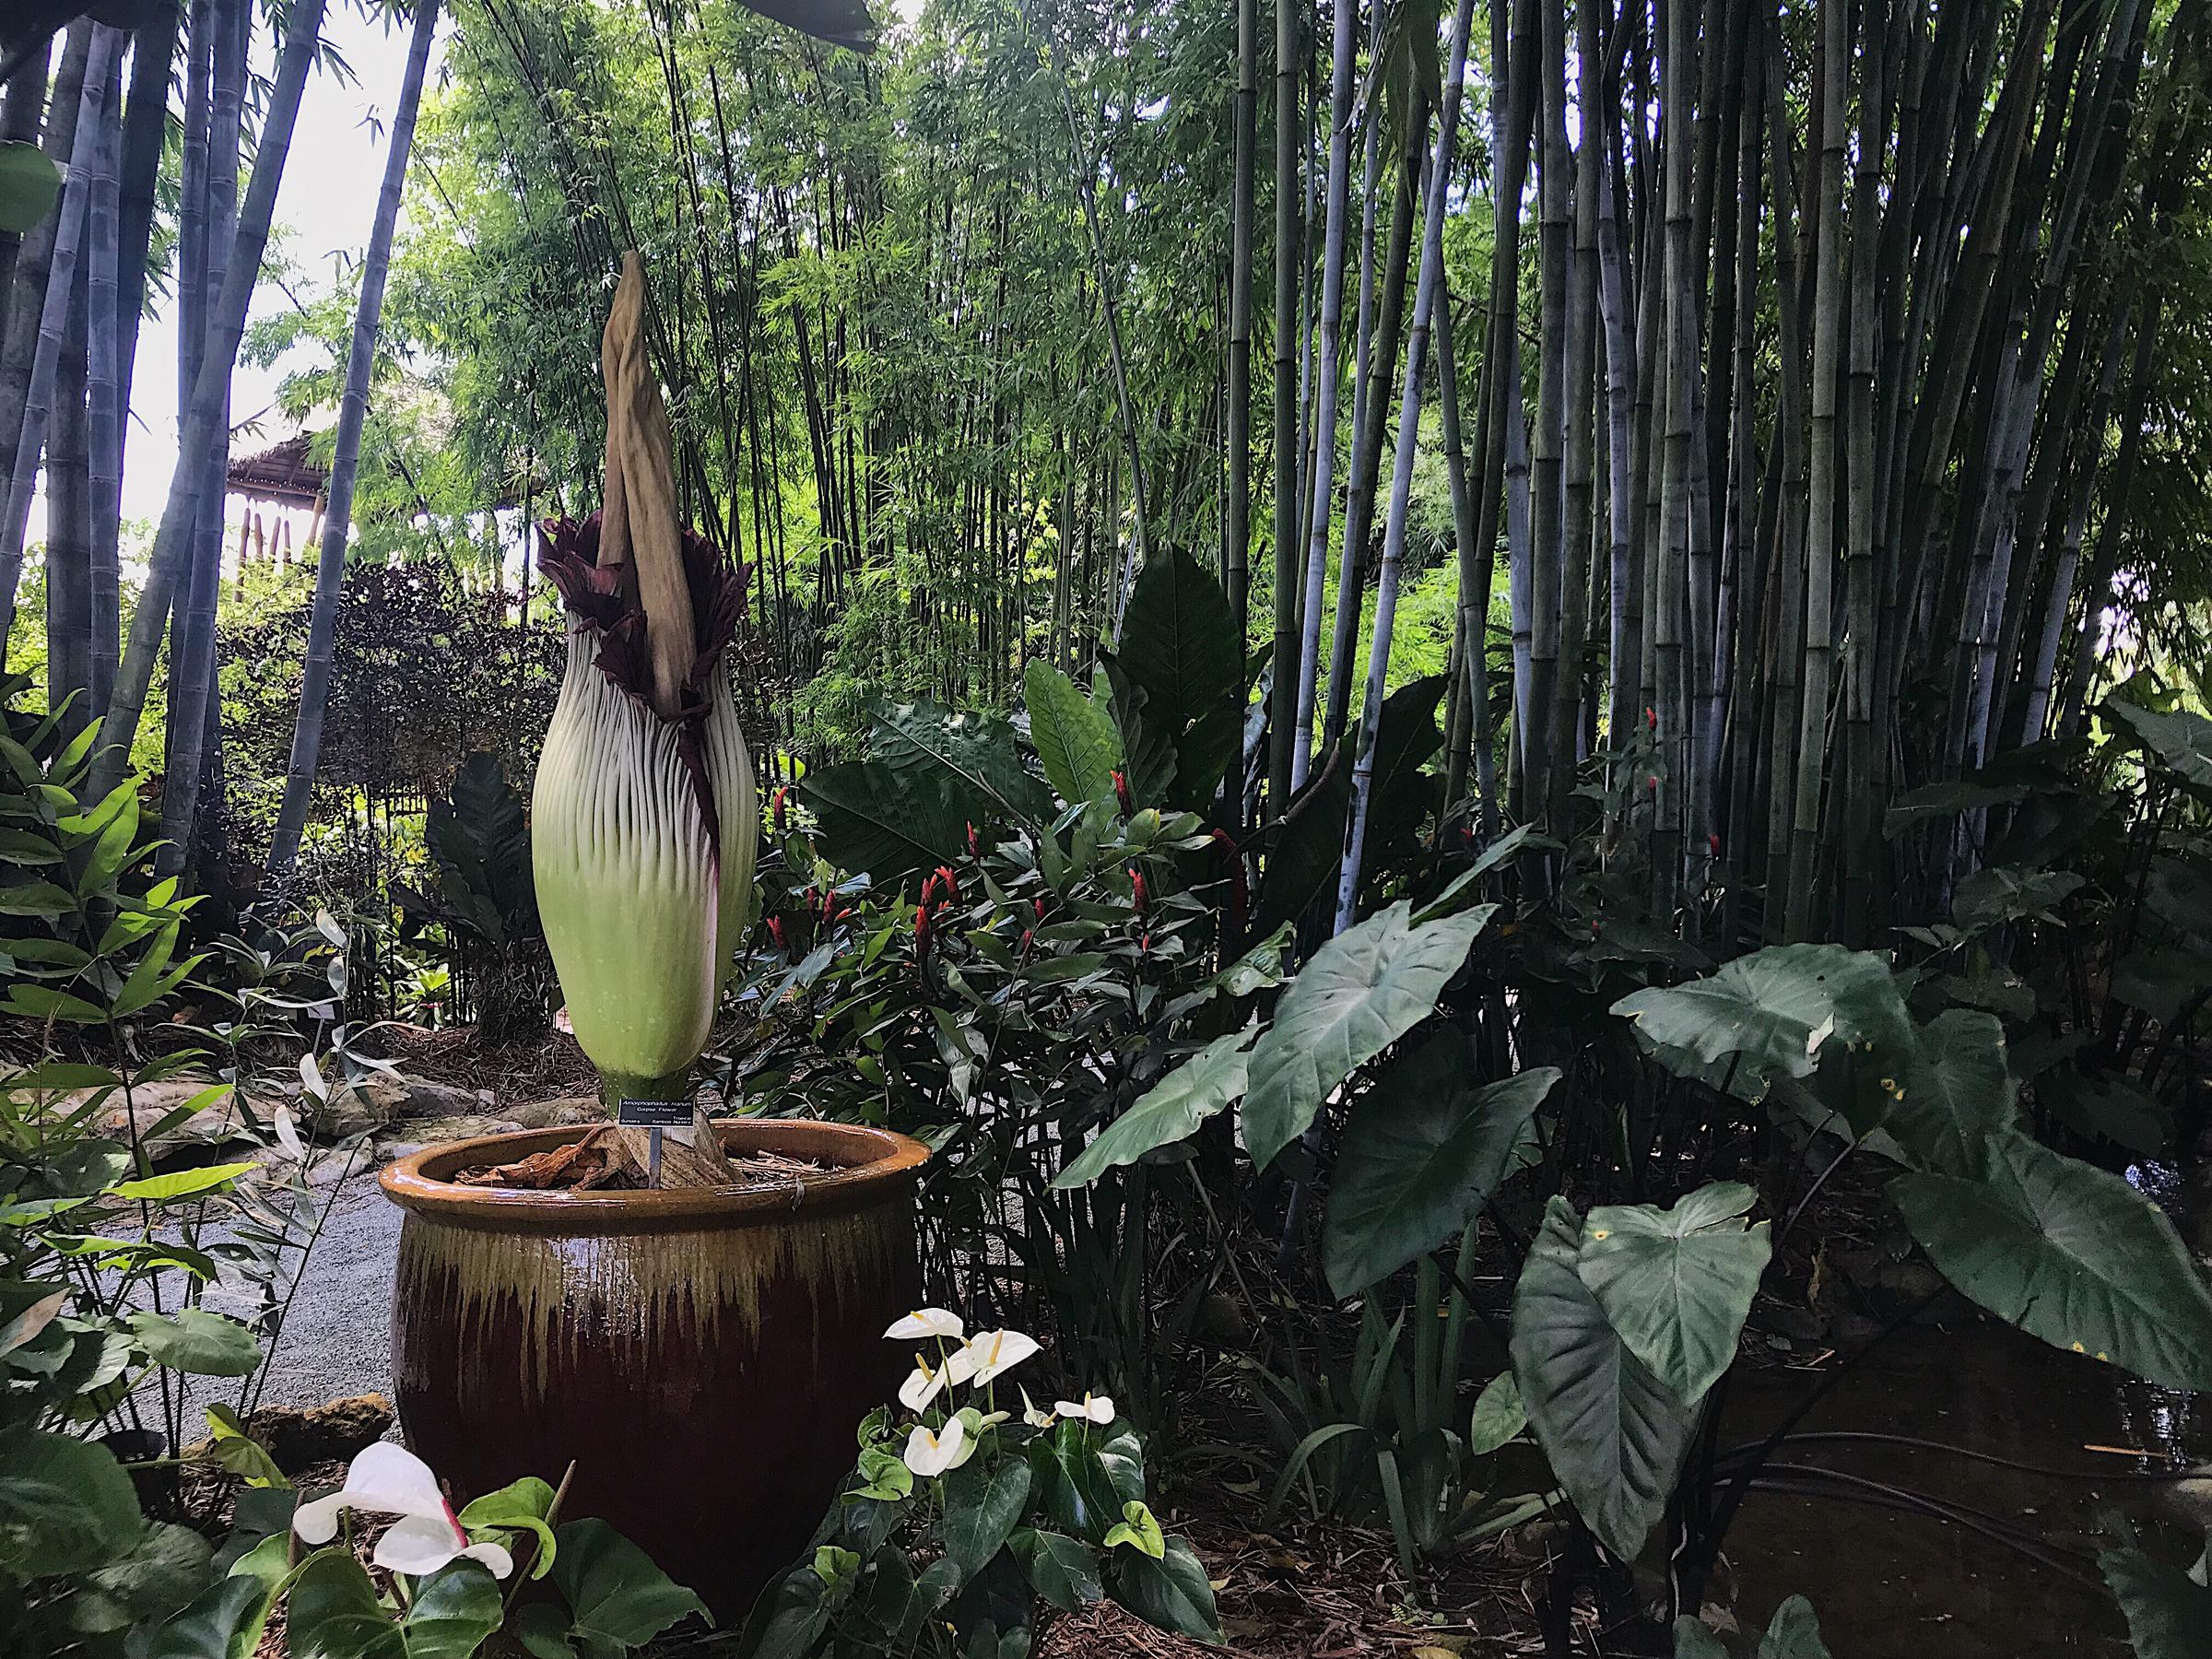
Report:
2100,1548,2212,1659
1023,661,1122,806
1509,1198,1693,1561
1576,1182,1771,1404
0,143,59,235
1241,900,1496,1171
1323,1041,1559,1297
1891,1130,2212,1391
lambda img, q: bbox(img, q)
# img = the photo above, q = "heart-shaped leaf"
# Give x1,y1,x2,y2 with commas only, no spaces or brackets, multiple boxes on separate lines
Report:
1576,1182,1772,1403
1322,1038,1559,1295
1510,1199,1693,1560
1054,1029,1255,1190
1242,900,1496,1171
1892,1129,2212,1389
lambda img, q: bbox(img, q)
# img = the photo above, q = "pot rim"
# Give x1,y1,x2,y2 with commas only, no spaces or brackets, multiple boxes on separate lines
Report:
378,1118,929,1231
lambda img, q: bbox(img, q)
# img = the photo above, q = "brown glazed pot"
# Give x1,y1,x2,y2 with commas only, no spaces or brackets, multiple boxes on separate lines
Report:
379,1119,927,1619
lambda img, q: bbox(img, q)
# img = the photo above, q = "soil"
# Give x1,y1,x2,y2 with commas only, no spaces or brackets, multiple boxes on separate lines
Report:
452,1126,829,1192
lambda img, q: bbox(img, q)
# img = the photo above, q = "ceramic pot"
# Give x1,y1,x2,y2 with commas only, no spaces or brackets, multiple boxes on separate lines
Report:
379,1118,927,1617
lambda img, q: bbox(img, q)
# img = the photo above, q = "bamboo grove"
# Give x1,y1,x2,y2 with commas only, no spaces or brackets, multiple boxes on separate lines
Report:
2,0,2212,949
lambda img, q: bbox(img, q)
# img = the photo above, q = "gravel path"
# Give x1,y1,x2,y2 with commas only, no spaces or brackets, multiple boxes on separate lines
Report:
255,1172,402,1408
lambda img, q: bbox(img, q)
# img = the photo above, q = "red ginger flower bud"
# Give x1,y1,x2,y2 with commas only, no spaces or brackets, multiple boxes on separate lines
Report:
1129,866,1149,915
966,821,980,859
767,915,788,949
771,785,790,833
1112,770,1133,815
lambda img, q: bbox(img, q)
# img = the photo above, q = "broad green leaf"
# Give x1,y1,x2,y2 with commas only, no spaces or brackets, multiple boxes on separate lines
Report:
1758,1595,1831,1659
940,1455,1032,1578
0,880,77,917
397,1560,506,1659
549,1517,711,1648
1250,743,1352,940
1510,1199,1693,1560
2101,1547,2212,1659
1322,1038,1559,1295
2043,1068,2170,1157
2111,947,2212,1024
1951,865,2082,931
1888,1010,2017,1176
0,140,61,234
0,1427,141,1578
1107,1535,1220,1643
129,1309,263,1377
70,1521,217,1635
801,759,968,886
1882,778,2032,837
205,1405,288,1488
458,1475,559,1577
1054,1028,1255,1189
6,983,107,1022
1242,900,1496,1171
1100,1498,1165,1559
1614,944,1911,1104
1010,1528,1100,1612
112,1161,259,1201
870,699,1054,826
1892,1130,2212,1389
145,1573,274,1659
1674,1618,1731,1659
1577,1182,1772,1402
2104,698,2212,789
0,1282,66,1356
1415,825,1564,924
1466,1371,1526,1456
1113,547,1242,739
731,0,875,50
286,1550,402,1659
1024,660,1123,806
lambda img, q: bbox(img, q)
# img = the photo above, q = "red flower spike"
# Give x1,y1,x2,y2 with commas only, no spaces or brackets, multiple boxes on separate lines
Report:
915,902,932,959
1032,897,1046,922
1647,775,1660,793
767,916,788,949
920,873,941,911
1020,928,1034,953
1129,867,1149,916
771,785,789,834
1112,770,1134,816
1646,706,1658,731
1140,932,1151,955
935,865,959,903
1708,833,1722,856
966,821,981,859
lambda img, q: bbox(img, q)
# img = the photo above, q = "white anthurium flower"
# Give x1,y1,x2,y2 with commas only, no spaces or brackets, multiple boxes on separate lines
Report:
1020,1388,1053,1430
899,1354,949,1412
947,1329,1041,1388
902,1418,971,1478
885,1309,964,1343
292,1443,512,1580
1055,1393,1115,1426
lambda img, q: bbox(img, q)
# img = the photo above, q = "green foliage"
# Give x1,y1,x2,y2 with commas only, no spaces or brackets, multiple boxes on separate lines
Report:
746,1324,1216,1657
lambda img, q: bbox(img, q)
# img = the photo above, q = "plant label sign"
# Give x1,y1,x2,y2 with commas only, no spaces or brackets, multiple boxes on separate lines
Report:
618,1098,691,1128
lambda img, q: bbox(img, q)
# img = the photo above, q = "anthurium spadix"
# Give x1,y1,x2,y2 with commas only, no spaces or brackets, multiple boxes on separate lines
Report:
534,253,757,1112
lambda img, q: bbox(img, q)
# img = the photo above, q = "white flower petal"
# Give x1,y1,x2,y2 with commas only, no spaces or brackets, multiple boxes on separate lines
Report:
1055,1394,1115,1425
902,1418,966,1478
457,1540,515,1580
898,1359,947,1412
884,1308,964,1342
292,1491,346,1546
1020,1387,1053,1429
337,1443,452,1523
372,1513,467,1576
951,1329,1041,1387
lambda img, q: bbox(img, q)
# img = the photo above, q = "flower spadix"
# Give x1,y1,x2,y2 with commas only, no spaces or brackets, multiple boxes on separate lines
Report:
293,1443,513,1579
533,253,757,1098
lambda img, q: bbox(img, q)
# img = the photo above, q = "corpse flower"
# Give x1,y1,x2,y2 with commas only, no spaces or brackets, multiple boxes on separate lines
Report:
292,1443,514,1579
533,253,758,1119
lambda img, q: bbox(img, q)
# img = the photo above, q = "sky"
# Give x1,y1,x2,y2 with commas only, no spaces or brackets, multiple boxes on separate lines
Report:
101,5,434,542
